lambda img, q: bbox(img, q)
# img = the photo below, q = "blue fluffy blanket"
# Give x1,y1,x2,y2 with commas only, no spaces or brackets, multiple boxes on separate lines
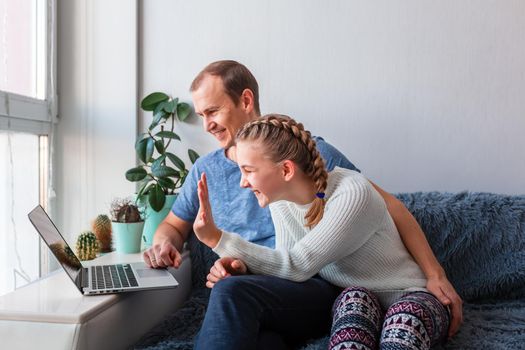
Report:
134,192,525,349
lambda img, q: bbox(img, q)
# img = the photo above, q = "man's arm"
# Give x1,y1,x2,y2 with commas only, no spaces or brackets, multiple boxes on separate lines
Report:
313,137,462,336
370,181,463,338
370,181,443,277
143,212,193,269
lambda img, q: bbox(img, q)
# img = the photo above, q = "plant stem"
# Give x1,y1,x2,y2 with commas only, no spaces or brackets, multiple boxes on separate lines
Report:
148,173,161,186
164,111,175,150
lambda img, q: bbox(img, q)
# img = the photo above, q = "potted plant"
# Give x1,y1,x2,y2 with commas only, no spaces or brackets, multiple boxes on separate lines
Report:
110,197,144,254
125,92,199,246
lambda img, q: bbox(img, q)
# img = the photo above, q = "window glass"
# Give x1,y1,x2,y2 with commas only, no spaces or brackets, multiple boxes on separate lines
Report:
0,0,46,99
0,131,41,296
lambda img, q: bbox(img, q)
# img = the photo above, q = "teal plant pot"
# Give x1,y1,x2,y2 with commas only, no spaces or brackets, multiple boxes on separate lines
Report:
112,221,144,253
141,194,178,247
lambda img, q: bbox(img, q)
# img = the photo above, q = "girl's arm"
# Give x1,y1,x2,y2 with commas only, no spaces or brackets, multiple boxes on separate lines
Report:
194,172,380,282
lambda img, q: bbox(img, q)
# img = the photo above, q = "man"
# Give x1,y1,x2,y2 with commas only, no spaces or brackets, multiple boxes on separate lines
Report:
143,60,462,347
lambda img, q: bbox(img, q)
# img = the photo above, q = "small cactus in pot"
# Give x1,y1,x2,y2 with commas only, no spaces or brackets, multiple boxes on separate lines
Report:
76,231,100,261
110,197,144,253
110,197,143,223
92,214,112,253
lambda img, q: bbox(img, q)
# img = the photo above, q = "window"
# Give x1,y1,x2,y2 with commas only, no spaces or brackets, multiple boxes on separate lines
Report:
0,0,46,99
0,132,44,295
0,0,56,296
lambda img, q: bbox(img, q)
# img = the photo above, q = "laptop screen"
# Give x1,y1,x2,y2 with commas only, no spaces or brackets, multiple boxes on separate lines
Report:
28,205,83,292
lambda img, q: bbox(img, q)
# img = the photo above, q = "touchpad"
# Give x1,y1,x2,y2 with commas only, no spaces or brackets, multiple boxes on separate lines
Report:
136,268,170,278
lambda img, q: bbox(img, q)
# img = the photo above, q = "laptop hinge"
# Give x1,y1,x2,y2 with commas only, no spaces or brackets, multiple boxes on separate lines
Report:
81,268,89,289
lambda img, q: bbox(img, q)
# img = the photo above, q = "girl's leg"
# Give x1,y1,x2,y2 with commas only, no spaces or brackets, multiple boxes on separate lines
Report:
380,291,449,350
329,286,383,350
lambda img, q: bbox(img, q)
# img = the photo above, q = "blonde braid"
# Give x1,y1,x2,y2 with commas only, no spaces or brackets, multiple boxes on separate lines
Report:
237,114,328,228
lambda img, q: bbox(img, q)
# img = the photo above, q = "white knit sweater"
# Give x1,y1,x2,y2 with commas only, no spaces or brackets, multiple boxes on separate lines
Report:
213,167,427,308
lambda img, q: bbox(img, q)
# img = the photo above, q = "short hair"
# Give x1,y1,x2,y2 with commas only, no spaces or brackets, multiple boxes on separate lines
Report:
190,60,261,115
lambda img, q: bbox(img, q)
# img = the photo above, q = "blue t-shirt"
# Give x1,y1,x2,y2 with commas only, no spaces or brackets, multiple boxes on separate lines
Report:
172,137,359,248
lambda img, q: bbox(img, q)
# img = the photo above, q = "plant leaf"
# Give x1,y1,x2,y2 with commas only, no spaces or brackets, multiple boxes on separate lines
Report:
176,102,191,121
166,152,186,171
151,165,178,178
136,181,154,200
151,155,166,171
135,138,152,164
179,170,189,187
154,101,167,115
145,138,155,162
155,131,181,140
149,110,166,130
148,184,166,212
188,149,200,164
135,138,147,163
155,139,165,153
158,177,176,190
125,167,148,182
163,98,179,114
141,92,169,111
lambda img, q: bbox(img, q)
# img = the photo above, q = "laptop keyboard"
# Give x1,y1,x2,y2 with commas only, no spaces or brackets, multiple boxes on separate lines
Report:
89,264,139,290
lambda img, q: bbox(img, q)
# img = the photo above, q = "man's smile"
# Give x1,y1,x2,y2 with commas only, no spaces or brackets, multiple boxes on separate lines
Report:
211,129,226,139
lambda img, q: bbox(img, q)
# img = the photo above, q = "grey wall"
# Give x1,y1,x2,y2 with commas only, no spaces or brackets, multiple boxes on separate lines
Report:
142,0,525,194
56,0,525,241
56,0,137,240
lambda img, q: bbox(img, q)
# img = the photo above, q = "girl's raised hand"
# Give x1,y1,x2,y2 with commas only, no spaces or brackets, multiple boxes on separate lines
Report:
193,172,222,247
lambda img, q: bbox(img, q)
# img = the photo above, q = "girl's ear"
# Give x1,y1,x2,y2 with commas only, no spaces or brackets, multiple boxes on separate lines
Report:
281,160,295,182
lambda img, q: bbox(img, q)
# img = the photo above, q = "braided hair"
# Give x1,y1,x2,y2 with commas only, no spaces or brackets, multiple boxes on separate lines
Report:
236,114,328,228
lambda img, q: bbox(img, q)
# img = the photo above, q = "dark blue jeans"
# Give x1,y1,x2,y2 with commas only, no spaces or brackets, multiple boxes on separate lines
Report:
193,274,341,350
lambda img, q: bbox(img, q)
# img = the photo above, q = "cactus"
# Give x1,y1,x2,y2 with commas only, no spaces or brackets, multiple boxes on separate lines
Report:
92,214,112,252
76,231,100,260
110,197,143,223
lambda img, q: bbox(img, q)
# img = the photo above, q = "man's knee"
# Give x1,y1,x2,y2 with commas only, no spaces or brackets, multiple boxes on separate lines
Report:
209,275,264,306
212,275,254,295
207,275,272,321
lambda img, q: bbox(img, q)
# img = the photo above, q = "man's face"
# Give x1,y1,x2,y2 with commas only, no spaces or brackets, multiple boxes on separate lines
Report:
192,75,254,149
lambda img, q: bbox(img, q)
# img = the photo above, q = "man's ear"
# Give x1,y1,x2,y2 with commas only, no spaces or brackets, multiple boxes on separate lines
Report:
240,88,255,113
281,160,296,181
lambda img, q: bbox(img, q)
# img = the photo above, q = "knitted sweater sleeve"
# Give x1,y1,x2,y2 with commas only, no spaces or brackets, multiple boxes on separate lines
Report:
212,177,382,282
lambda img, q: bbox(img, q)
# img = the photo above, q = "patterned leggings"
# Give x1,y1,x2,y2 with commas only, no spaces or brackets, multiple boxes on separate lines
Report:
329,287,449,350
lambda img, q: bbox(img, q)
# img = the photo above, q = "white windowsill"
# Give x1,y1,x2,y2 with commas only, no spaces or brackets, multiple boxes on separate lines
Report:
0,250,192,350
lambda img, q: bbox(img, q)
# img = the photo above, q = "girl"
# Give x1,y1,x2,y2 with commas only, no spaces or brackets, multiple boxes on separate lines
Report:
194,114,455,349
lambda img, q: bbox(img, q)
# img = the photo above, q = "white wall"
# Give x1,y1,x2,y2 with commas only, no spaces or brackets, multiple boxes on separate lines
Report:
55,0,137,241
142,0,525,194
56,1,525,241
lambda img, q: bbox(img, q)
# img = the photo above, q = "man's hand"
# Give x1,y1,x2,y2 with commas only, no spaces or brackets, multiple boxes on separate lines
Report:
193,172,222,248
143,240,183,269
206,257,248,288
426,274,463,338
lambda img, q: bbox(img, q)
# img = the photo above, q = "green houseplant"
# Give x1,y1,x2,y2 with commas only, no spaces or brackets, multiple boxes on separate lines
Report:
110,197,144,253
125,92,199,246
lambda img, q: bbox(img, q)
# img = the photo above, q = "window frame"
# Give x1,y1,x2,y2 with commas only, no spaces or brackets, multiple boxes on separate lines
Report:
0,0,57,129
0,0,57,279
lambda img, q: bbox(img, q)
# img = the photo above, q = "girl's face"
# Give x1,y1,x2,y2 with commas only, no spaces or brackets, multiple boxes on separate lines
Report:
236,140,287,208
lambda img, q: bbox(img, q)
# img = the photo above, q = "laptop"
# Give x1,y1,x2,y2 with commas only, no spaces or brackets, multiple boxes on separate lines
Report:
28,205,179,295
